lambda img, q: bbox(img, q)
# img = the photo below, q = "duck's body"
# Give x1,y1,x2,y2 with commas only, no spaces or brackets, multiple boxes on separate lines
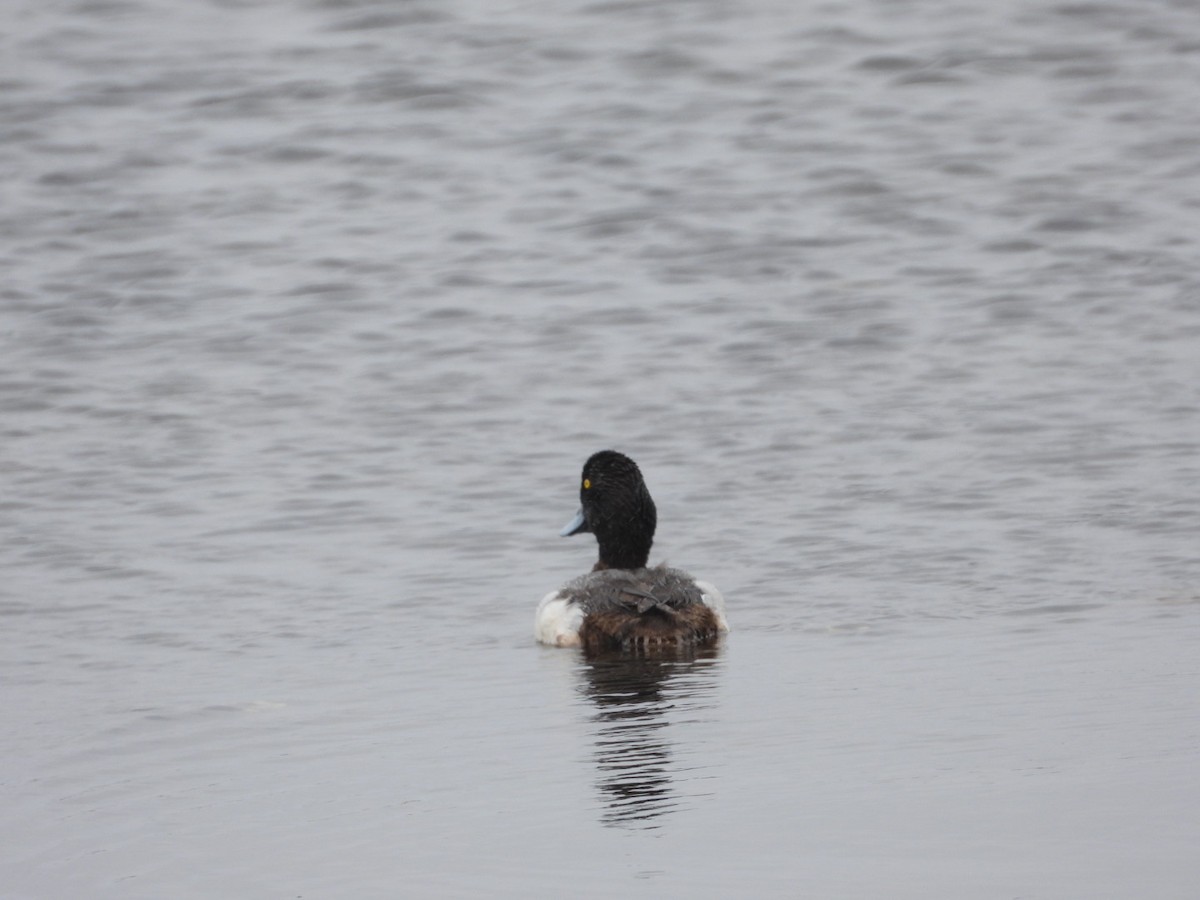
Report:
535,451,729,653
536,565,728,652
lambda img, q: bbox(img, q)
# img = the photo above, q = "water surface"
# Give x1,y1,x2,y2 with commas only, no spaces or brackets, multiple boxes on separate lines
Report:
2,0,1198,896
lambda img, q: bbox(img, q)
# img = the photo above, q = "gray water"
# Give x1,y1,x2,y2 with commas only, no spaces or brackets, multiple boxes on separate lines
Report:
3,0,1199,896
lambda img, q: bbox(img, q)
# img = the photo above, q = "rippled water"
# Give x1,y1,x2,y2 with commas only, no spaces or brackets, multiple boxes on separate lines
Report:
3,0,1199,896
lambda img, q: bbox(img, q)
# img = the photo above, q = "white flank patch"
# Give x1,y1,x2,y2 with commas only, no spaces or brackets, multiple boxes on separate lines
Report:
534,591,584,647
694,580,730,633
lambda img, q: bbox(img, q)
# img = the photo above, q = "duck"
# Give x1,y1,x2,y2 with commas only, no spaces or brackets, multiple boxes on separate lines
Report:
535,450,729,653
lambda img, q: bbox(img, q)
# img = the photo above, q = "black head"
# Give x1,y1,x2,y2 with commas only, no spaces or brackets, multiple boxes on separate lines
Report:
561,450,657,571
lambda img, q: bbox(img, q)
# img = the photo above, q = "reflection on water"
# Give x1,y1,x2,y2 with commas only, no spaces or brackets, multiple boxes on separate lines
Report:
577,645,723,829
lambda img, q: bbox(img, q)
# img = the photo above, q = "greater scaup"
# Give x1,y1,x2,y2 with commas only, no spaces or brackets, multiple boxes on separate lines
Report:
535,450,729,653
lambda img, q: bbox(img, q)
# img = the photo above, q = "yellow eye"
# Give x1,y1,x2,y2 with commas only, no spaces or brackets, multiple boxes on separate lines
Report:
583,479,591,489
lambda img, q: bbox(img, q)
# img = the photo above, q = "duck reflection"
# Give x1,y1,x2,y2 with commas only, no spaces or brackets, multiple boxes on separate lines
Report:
577,644,723,828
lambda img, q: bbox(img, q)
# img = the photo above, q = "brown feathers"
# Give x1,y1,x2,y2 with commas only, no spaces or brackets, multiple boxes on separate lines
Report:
578,602,721,655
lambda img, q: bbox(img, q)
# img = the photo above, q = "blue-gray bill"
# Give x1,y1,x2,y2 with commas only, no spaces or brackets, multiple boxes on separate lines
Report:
560,509,587,537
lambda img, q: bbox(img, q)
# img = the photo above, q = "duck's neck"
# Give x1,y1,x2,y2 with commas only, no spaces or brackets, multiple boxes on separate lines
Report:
593,520,654,571
587,478,657,572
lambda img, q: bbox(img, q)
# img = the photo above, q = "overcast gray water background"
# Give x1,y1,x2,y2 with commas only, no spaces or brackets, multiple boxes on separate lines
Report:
3,0,1199,896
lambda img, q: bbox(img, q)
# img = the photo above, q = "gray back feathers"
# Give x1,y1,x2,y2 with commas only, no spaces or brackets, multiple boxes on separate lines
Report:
562,564,706,617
